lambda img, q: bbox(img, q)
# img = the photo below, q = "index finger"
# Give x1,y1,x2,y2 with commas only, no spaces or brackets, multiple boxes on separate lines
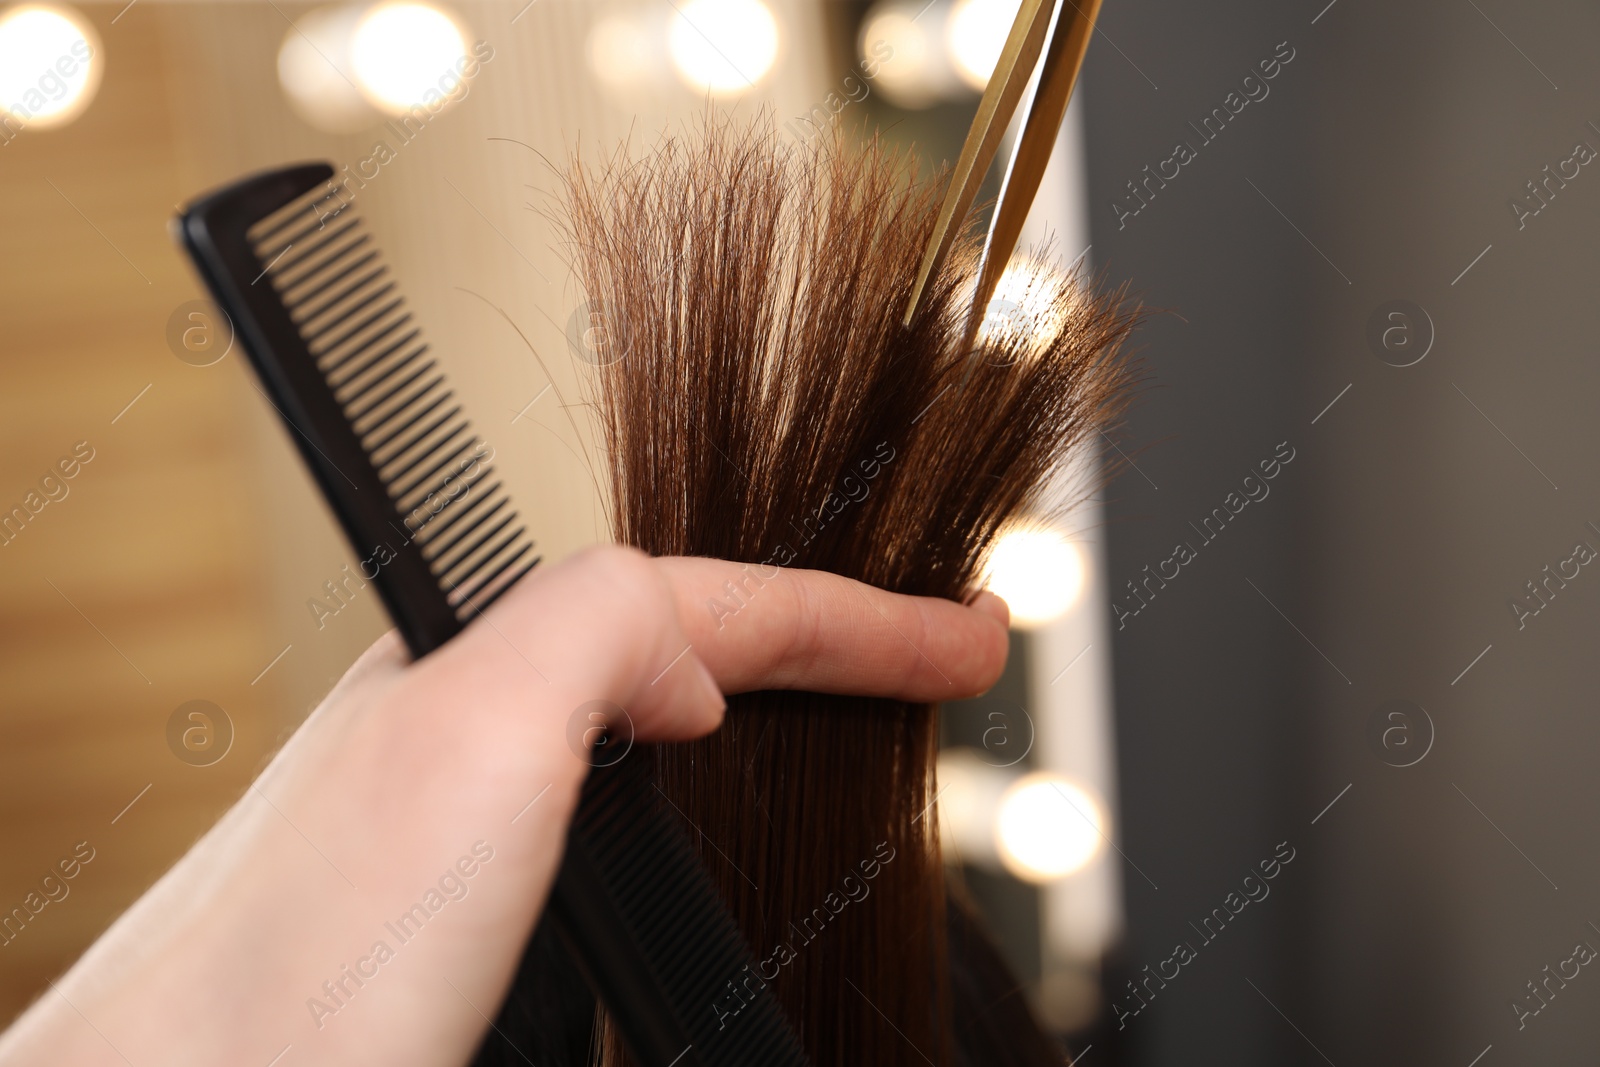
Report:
654,557,1011,702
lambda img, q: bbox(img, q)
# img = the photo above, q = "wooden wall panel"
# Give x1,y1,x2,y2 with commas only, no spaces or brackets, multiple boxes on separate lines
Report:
0,1,289,1021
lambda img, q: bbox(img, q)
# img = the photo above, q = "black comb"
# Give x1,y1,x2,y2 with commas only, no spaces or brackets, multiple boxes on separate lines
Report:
175,162,811,1067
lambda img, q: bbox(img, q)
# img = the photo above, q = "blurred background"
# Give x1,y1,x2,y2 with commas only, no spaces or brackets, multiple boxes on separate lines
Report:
2,1,1598,1064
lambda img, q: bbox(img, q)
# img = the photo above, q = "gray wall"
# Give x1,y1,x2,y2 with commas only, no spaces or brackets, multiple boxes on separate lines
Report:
1086,1,1600,1064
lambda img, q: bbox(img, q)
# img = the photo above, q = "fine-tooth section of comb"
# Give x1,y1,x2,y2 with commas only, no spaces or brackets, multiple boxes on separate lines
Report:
243,184,537,626
575,757,811,1064
176,161,814,1067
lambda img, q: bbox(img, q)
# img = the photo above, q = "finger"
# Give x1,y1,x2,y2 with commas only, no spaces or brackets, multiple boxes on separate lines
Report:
565,548,729,741
968,589,1011,629
441,546,728,747
655,557,1010,701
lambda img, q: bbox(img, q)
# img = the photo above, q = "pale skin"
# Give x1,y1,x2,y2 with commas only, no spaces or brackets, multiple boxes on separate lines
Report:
0,546,1009,1067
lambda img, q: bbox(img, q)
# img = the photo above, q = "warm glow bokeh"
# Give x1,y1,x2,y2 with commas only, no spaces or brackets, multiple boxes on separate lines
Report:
351,1,469,114
996,773,1105,882
947,0,1021,90
0,3,100,130
983,522,1086,628
668,0,779,93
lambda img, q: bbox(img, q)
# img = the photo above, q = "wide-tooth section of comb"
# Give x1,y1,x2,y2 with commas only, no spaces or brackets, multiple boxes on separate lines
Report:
245,187,537,624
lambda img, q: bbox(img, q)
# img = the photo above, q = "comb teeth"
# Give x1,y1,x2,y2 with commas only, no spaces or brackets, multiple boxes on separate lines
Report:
247,187,538,622
576,758,812,1065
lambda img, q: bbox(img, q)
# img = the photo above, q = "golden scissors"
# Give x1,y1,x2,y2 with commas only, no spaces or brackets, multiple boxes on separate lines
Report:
902,0,1104,332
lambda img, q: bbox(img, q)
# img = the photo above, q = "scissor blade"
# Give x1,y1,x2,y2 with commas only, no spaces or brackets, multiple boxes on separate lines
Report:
902,0,1057,326
968,0,1103,343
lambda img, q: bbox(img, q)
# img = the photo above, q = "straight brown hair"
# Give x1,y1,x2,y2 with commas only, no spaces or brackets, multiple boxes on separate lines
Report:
557,114,1142,1067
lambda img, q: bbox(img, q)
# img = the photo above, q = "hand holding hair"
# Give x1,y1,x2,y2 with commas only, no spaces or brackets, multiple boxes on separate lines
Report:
7,112,1136,1067
0,545,1008,1067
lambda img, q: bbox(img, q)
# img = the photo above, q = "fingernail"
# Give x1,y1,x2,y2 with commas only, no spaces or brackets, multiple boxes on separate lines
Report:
971,590,1011,630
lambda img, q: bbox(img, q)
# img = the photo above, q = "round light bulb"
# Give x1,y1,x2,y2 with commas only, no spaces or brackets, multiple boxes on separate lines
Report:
588,14,657,91
983,523,1085,628
859,1,953,109
978,259,1073,352
0,3,101,132
668,0,779,94
995,772,1104,882
935,747,1012,865
947,0,1020,90
351,1,470,115
278,4,376,133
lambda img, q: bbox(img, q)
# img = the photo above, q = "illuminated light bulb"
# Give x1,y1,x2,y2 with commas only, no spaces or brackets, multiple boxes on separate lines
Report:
351,1,470,115
277,5,376,133
935,747,1011,865
966,260,1081,369
859,1,955,110
0,3,101,132
982,522,1085,628
668,0,779,94
947,0,1021,90
995,772,1104,882
588,14,657,91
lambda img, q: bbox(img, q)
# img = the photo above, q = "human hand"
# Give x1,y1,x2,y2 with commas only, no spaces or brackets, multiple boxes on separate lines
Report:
0,546,1008,1067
